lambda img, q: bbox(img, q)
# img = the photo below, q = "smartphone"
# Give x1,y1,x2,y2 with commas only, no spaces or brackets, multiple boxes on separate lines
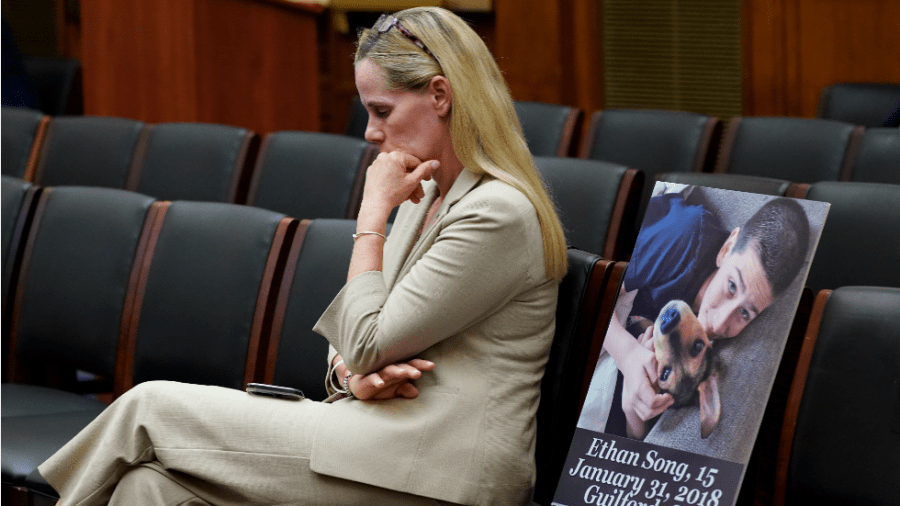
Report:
246,383,305,401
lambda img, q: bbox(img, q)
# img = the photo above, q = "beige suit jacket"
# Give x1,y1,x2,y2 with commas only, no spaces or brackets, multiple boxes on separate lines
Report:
312,169,558,506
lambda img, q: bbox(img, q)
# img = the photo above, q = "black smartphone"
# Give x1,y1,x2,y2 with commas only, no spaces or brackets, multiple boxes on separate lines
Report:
246,383,305,401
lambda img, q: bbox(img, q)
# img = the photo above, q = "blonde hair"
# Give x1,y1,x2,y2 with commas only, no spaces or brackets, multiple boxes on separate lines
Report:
356,7,568,281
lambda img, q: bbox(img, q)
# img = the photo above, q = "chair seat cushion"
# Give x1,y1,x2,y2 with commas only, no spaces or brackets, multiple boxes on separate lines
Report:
1,409,105,486
1,384,108,418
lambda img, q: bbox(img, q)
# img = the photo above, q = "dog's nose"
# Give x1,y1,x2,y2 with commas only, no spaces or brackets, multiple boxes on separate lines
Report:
660,305,681,335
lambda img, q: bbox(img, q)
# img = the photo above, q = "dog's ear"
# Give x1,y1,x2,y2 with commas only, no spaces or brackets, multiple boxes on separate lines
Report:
698,368,721,439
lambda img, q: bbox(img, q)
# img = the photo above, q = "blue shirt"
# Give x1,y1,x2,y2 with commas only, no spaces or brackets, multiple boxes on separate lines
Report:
624,193,728,322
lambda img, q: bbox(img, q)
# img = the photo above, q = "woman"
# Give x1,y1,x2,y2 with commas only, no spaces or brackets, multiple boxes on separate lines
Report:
39,7,568,506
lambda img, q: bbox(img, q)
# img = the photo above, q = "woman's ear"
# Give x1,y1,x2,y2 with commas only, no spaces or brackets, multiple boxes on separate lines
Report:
716,227,741,267
429,75,452,117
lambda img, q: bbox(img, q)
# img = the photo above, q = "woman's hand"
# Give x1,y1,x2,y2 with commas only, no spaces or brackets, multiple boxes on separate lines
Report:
349,359,435,400
332,355,435,401
359,151,439,222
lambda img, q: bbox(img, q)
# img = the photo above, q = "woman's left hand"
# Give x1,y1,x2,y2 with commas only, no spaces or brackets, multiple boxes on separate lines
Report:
349,358,435,400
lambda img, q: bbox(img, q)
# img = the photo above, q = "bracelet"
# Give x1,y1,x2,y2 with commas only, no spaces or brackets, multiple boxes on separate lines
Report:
342,372,356,399
328,359,345,393
352,231,386,241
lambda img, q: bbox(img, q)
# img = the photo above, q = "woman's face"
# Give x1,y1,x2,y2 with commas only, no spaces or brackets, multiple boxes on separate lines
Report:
695,229,774,339
354,59,447,161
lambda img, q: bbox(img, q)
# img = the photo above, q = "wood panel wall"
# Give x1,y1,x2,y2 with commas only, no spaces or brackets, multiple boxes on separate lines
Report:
744,0,900,117
79,0,322,134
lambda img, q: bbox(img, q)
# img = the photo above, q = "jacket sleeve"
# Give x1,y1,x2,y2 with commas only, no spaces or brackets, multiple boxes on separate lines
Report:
313,186,544,375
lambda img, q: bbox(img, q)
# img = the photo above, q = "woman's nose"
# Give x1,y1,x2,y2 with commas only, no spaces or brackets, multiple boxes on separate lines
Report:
364,122,384,144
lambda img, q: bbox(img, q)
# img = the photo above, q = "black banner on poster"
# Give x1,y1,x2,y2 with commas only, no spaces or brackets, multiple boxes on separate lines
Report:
552,184,830,506
554,429,743,506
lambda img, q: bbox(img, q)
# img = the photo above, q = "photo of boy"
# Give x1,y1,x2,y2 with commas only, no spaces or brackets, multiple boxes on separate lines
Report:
578,184,827,462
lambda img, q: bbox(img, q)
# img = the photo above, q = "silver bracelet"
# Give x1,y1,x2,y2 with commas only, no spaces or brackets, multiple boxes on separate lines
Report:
352,231,386,241
342,372,356,399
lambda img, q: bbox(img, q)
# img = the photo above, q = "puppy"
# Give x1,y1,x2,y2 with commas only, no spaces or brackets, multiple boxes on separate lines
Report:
649,300,722,439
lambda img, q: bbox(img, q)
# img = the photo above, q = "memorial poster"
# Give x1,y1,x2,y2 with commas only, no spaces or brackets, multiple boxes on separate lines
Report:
552,183,829,506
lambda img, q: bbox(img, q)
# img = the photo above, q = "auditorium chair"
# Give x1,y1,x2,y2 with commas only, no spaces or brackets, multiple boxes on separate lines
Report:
774,286,900,505
127,122,259,203
799,182,900,291
531,249,621,506
21,56,83,116
579,109,719,174
1,107,49,180
2,177,38,318
714,117,862,183
247,131,376,220
31,115,146,189
579,109,720,238
653,172,797,197
533,156,642,260
2,187,158,505
114,201,295,394
261,219,359,401
847,127,900,184
515,101,583,157
816,82,900,127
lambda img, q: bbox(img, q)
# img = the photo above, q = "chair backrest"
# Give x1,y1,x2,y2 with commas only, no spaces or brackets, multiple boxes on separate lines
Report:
515,101,583,157
1,107,49,180
775,287,900,505
33,115,146,188
715,117,863,183
817,82,900,127
534,156,642,260
532,249,617,505
801,182,900,291
21,56,83,116
119,201,294,394
128,122,258,203
345,96,368,139
580,109,719,173
2,177,38,312
848,127,900,184
247,131,375,220
263,219,358,401
655,172,793,197
9,186,157,385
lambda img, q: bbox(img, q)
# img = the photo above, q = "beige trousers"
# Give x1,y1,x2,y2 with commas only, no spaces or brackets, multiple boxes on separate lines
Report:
39,381,459,506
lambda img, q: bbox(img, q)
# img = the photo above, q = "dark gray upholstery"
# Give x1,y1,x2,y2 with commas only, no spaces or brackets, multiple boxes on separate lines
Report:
849,127,900,184
129,122,257,203
1,107,45,179
716,117,861,183
2,177,36,313
656,172,791,196
581,109,718,173
534,156,641,260
11,187,156,384
785,286,900,504
2,409,105,498
533,249,611,505
804,182,900,291
515,101,582,157
248,131,374,220
33,116,145,188
129,202,288,390
817,82,900,127
268,219,359,400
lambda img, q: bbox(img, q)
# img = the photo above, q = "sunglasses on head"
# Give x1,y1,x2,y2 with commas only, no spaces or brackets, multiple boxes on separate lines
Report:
359,14,436,61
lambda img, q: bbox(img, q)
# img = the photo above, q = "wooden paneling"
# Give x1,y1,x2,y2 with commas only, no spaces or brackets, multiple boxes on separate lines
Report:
80,0,321,134
744,0,900,117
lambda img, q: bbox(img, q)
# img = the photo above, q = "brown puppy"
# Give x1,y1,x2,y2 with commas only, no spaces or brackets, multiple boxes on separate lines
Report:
650,300,722,439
